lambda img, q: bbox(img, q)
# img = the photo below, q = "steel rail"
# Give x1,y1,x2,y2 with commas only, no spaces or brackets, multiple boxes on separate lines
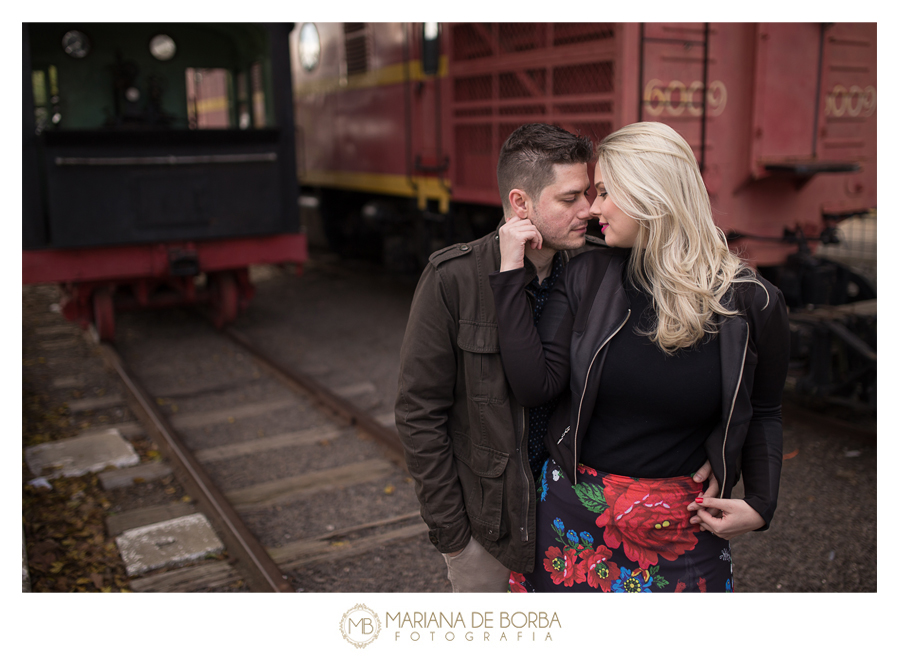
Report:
222,326,408,470
96,340,293,593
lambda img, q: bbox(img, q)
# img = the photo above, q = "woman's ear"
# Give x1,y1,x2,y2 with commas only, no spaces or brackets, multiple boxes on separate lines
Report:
508,188,530,219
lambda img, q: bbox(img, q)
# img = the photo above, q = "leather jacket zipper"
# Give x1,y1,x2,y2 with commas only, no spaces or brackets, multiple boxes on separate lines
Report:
721,328,749,495
571,309,631,485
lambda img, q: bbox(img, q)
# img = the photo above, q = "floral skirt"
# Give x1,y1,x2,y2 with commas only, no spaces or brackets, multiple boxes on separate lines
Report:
509,460,733,593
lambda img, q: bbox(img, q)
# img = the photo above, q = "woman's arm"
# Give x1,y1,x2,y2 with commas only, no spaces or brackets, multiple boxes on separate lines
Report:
736,284,791,529
488,220,575,407
693,283,791,537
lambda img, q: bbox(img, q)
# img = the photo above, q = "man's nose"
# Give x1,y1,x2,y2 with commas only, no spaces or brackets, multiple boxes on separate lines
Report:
576,197,592,217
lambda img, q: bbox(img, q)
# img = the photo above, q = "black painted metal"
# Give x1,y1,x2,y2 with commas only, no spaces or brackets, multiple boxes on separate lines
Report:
24,23,300,250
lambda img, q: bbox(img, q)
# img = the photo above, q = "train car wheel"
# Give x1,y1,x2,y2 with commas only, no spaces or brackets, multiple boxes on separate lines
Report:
92,288,116,342
210,271,239,328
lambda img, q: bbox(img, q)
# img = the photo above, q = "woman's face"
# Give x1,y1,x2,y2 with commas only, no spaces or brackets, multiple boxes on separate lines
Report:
591,162,641,249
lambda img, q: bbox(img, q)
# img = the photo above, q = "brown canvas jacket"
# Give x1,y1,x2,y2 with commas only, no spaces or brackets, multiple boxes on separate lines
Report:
395,227,601,574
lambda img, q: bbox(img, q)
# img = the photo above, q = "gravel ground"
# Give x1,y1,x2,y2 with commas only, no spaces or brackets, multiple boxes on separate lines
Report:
21,285,240,592
108,276,449,593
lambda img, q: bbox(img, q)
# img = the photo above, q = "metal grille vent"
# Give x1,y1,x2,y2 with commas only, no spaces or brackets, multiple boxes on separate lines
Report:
553,23,615,46
454,74,492,102
449,23,619,199
452,23,494,61
343,23,370,76
499,69,547,99
498,23,547,52
553,62,614,95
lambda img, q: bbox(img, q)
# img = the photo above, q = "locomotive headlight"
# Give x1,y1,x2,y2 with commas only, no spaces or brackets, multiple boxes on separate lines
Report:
149,34,176,61
61,30,90,59
299,23,321,72
424,23,439,41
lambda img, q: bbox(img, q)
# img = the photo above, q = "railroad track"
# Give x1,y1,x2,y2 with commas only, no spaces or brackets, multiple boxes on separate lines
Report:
23,284,446,593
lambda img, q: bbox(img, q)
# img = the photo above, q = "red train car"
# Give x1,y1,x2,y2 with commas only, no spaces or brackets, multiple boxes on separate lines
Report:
23,23,307,341
292,22,876,408
292,22,874,273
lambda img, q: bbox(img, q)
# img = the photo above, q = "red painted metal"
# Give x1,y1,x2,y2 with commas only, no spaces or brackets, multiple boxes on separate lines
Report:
294,22,876,268
24,233,307,334
92,288,115,341
22,233,307,285
447,23,619,206
209,271,239,328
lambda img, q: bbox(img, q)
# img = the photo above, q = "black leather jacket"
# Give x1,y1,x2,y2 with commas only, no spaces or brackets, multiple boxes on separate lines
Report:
489,247,790,529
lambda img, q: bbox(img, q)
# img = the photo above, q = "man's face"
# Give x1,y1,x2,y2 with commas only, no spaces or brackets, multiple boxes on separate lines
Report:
529,163,593,252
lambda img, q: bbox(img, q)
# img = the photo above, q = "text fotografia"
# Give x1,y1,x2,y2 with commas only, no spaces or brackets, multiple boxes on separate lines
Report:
387,611,561,642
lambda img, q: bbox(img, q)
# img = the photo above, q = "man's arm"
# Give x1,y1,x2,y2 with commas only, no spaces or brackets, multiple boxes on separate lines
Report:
395,263,471,554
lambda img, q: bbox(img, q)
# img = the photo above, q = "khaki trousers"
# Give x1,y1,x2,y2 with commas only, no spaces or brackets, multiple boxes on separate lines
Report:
442,537,510,593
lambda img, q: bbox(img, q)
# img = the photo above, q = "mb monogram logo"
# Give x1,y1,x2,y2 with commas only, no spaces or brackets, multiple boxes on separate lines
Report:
340,604,382,648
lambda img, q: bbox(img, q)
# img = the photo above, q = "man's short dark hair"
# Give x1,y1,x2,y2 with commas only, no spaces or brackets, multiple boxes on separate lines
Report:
497,123,594,214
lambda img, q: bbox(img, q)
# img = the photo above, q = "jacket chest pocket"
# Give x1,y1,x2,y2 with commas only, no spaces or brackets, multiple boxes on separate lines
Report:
457,320,507,404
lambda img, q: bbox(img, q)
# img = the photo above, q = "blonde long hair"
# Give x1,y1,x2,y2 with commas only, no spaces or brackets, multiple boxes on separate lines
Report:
596,122,761,353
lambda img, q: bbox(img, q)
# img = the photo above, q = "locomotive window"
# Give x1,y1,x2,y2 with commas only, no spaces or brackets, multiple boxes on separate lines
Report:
299,23,320,71
250,62,267,128
31,65,60,134
149,34,176,61
61,30,90,59
186,68,233,129
236,71,251,129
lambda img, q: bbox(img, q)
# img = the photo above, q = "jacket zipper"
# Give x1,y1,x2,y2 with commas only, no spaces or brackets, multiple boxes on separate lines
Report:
519,405,529,543
721,328,749,495
571,309,631,485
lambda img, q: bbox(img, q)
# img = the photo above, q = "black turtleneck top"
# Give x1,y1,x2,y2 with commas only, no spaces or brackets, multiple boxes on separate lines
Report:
579,277,722,478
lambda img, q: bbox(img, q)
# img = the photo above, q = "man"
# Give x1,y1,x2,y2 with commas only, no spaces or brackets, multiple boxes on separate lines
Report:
397,123,718,592
394,123,598,592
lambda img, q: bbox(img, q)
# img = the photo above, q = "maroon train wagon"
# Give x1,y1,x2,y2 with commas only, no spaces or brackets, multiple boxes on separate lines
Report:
292,22,874,282
292,22,876,408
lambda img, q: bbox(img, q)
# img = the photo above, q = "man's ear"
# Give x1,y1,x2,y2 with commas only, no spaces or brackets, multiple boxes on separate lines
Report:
508,188,530,219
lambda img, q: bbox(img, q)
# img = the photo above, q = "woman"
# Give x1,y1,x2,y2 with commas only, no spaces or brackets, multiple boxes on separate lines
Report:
489,122,790,592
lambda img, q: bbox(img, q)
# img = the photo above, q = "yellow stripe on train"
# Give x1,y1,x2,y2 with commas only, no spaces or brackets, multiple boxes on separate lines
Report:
300,170,451,213
294,57,449,97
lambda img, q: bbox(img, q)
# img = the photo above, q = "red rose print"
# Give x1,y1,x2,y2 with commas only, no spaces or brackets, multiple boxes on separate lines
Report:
576,545,621,592
508,571,528,593
543,546,583,587
577,464,598,477
595,476,700,570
